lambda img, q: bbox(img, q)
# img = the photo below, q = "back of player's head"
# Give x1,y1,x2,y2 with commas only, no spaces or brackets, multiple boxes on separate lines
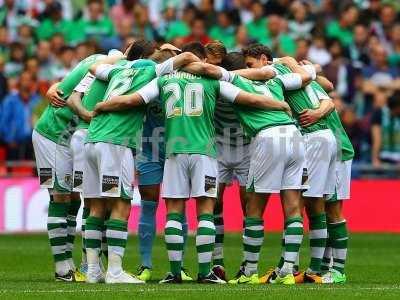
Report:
181,42,207,60
242,43,273,61
221,52,246,71
205,41,227,65
125,39,156,61
150,49,176,63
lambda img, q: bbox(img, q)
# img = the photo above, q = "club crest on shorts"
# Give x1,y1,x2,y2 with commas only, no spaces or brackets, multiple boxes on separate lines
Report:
64,174,72,187
302,168,309,187
39,168,53,186
102,175,119,193
73,171,83,189
205,175,217,195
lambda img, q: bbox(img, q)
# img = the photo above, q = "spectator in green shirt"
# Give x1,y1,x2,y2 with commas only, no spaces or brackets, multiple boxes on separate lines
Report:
326,4,359,47
264,14,296,56
246,1,267,43
209,11,236,50
164,5,193,43
78,0,115,43
36,2,80,44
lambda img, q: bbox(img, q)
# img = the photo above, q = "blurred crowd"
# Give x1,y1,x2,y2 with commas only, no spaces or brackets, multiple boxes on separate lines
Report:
0,0,400,171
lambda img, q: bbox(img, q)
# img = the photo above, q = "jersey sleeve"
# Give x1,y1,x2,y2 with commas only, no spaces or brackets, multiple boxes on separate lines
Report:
315,86,331,101
73,73,96,93
137,78,160,104
261,65,278,76
155,58,174,76
95,64,119,81
275,73,302,90
302,65,317,80
219,81,242,103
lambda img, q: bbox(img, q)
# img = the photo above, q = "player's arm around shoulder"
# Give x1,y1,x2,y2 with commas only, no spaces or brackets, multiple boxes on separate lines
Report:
219,81,292,115
89,51,126,80
171,52,201,70
182,62,226,79
233,65,276,81
93,78,159,115
276,56,313,88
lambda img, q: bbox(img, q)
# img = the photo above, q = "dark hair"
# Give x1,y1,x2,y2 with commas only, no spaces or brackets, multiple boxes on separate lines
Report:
126,39,156,60
221,52,246,71
242,43,273,60
326,38,342,49
296,38,311,46
205,41,227,58
59,45,74,54
181,42,206,60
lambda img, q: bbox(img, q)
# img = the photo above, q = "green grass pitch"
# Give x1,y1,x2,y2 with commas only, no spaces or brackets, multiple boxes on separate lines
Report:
0,233,399,300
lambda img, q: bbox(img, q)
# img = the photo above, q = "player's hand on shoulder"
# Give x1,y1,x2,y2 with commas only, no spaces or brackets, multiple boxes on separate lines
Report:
281,102,292,117
277,56,298,66
299,109,321,127
47,87,65,108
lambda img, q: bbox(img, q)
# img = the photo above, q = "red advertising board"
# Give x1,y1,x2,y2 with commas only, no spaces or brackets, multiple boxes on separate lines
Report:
0,178,399,232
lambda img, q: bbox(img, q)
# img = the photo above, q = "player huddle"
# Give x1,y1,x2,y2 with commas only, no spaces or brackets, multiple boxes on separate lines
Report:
32,39,354,285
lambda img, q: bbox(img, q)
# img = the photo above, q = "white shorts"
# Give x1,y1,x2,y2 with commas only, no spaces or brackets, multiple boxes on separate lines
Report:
32,130,72,193
246,125,305,193
83,142,134,200
217,142,250,186
302,129,337,198
327,159,352,201
162,154,218,199
70,129,88,193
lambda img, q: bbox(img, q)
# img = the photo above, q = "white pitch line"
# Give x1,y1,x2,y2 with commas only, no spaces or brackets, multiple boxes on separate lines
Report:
1,286,400,294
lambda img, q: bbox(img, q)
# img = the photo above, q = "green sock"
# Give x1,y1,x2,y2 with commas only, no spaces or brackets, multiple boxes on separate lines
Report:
65,200,81,261
165,213,184,276
212,200,224,267
328,221,348,274
277,228,285,269
81,207,90,260
102,211,111,259
197,214,216,277
47,201,69,264
308,213,327,273
280,216,303,276
85,216,103,262
243,217,264,276
106,219,128,274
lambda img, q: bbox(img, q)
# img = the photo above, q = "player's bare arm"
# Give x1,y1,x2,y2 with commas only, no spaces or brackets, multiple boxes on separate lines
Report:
233,67,276,81
315,75,335,93
89,52,126,75
277,56,312,87
299,99,335,127
182,62,223,79
93,93,145,114
236,91,292,115
66,92,93,123
220,82,292,115
46,82,65,108
172,52,201,69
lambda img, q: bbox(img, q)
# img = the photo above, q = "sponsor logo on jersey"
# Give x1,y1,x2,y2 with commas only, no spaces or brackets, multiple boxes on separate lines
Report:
102,175,119,194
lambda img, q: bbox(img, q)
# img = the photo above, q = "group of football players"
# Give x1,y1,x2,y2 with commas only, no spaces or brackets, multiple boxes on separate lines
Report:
32,38,354,285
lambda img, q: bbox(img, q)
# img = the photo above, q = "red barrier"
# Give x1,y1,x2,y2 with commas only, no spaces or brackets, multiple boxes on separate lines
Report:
0,178,399,232
128,180,400,233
